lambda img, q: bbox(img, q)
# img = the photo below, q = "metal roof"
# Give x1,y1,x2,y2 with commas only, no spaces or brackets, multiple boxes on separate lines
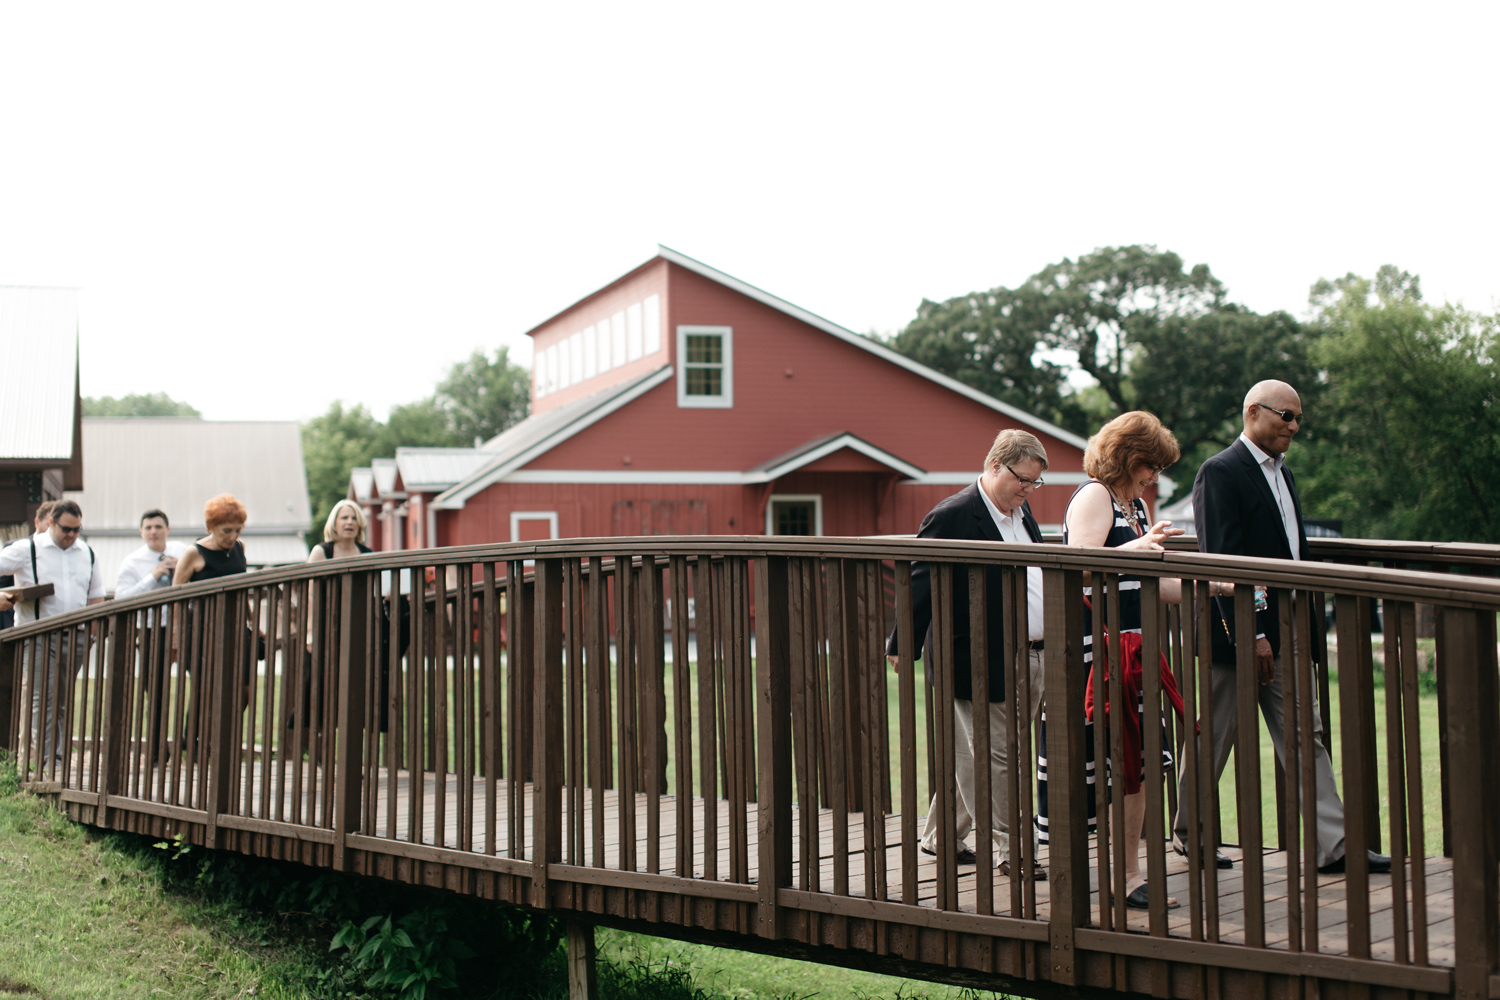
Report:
371,458,399,495
433,367,672,508
349,467,375,502
66,418,312,533
394,448,493,491
0,286,80,460
83,533,310,592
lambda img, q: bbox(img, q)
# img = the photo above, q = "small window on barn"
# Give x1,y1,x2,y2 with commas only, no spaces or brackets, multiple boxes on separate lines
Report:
676,325,733,408
766,494,822,536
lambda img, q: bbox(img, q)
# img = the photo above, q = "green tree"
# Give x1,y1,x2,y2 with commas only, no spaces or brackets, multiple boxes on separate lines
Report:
1298,269,1500,541
886,287,1077,427
1027,245,1225,415
300,401,383,544
433,346,531,446
376,397,464,453
83,392,201,417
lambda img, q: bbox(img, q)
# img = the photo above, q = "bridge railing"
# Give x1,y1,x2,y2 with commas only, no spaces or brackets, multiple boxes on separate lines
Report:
1,536,1496,998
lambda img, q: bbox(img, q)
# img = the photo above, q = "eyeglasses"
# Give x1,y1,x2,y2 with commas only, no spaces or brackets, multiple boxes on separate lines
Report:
54,524,81,535
1004,464,1045,489
1253,402,1303,424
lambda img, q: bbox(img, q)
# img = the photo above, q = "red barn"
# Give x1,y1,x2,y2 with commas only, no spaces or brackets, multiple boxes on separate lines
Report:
353,248,1111,548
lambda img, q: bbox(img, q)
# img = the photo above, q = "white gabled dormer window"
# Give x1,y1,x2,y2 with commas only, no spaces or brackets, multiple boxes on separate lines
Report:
676,325,733,408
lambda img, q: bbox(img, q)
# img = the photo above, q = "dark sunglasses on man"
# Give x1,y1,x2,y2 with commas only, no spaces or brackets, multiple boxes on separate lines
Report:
1253,402,1303,424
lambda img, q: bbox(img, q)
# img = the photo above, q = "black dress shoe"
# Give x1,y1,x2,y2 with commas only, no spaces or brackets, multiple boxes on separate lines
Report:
1172,835,1234,869
1317,850,1392,875
921,845,978,865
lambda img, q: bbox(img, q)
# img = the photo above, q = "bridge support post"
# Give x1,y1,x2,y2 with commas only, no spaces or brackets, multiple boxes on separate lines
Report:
532,558,564,909
206,592,246,850
1441,607,1499,1000
566,919,599,1000
754,555,791,940
98,611,132,824
334,571,371,872
1042,568,1087,986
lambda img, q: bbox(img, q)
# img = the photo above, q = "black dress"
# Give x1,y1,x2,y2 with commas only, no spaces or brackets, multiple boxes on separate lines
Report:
191,541,248,581
1034,482,1174,842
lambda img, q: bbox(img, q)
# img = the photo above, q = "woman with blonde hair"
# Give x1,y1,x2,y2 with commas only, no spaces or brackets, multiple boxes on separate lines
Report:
308,500,372,563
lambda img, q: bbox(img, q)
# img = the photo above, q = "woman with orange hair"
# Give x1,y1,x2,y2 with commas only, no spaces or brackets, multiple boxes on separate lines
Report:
1065,411,1189,909
174,493,249,586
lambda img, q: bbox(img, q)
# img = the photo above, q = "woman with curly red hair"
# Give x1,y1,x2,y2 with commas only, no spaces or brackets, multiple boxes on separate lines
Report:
174,493,249,585
1065,411,1187,909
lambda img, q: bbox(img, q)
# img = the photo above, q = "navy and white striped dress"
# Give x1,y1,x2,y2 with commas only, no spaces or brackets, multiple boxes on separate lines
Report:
1034,481,1174,843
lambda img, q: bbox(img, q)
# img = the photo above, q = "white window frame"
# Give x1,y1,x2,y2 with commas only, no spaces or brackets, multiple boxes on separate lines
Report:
510,510,559,543
676,325,734,408
765,493,822,537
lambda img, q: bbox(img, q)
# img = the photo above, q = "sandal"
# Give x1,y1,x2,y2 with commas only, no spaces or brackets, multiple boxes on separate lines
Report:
1124,883,1181,910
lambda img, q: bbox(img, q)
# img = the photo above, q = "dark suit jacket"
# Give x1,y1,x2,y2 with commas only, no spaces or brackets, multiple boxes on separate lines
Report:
885,483,1042,703
1194,437,1312,664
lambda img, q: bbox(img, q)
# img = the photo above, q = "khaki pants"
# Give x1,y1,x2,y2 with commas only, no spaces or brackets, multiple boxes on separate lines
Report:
921,649,1045,862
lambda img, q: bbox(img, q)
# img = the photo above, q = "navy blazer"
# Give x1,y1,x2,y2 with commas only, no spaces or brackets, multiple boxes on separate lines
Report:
1194,438,1311,664
885,483,1042,703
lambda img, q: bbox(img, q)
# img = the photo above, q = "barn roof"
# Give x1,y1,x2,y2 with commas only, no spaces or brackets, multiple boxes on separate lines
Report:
748,432,926,481
0,286,80,462
66,418,311,585
433,250,1094,509
395,448,493,492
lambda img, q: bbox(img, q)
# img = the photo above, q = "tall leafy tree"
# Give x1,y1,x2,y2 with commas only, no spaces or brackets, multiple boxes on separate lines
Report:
1298,270,1500,541
300,401,383,544
887,287,1076,427
434,346,531,446
83,392,201,417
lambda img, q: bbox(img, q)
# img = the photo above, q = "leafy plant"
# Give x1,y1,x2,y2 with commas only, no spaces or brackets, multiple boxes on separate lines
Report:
330,909,474,1000
151,829,192,862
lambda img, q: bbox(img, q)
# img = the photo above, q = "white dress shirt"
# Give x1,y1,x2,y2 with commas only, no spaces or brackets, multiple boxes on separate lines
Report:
0,532,106,624
1238,433,1302,560
977,478,1045,641
114,540,190,599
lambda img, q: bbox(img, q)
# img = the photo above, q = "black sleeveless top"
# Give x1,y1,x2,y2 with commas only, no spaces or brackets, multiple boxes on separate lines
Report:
192,541,247,581
319,541,372,559
1063,481,1147,666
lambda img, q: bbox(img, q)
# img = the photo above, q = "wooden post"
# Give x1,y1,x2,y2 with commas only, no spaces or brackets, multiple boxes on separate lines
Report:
1043,567,1087,986
566,919,599,1000
334,571,371,872
97,611,132,823
1443,606,1500,1000
205,592,244,850
532,558,564,909
754,555,791,940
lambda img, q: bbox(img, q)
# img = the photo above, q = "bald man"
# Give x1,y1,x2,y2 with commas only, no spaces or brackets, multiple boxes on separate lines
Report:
1171,380,1389,875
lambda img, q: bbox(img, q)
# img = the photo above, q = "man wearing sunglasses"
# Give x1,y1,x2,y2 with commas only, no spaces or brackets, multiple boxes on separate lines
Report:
0,499,105,761
1172,380,1390,875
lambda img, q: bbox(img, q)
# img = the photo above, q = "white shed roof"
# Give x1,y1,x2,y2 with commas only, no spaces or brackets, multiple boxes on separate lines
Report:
0,286,79,461
395,448,493,491
67,418,312,534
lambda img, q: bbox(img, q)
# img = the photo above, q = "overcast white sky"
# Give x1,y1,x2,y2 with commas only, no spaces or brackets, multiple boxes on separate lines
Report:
2,3,1496,423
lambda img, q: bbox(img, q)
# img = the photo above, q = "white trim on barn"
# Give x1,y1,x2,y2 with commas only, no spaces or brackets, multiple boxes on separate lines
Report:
509,510,559,543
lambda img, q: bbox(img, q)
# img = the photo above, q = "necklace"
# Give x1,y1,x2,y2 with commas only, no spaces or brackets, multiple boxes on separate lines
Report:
1113,491,1142,534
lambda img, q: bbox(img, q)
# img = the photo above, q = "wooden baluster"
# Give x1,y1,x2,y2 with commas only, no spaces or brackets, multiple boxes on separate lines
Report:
893,560,916,910
1397,601,1428,966
863,560,890,905
641,557,664,894
1234,586,1265,953
1335,593,1372,959
1381,599,1410,966
1294,594,1320,955
459,565,475,854
531,558,564,909
1106,572,1128,965
754,554,791,940
1042,566,1087,987
97,611,131,826
616,556,637,875
827,560,851,903
930,562,957,913
694,555,718,883
333,571,371,871
1279,590,1304,968
1140,577,1167,939
970,564,994,915
671,555,694,883
566,558,585,869
587,557,609,870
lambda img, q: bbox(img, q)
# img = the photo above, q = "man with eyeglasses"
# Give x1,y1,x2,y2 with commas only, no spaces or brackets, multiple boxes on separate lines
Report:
1173,380,1391,875
886,428,1050,880
0,499,105,761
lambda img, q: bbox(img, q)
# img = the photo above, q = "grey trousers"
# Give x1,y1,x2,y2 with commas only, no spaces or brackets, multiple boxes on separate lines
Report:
921,649,1045,862
26,631,89,762
1171,658,1347,868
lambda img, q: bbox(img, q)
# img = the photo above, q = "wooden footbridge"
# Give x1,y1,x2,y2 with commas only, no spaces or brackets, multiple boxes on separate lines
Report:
2,536,1497,1000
